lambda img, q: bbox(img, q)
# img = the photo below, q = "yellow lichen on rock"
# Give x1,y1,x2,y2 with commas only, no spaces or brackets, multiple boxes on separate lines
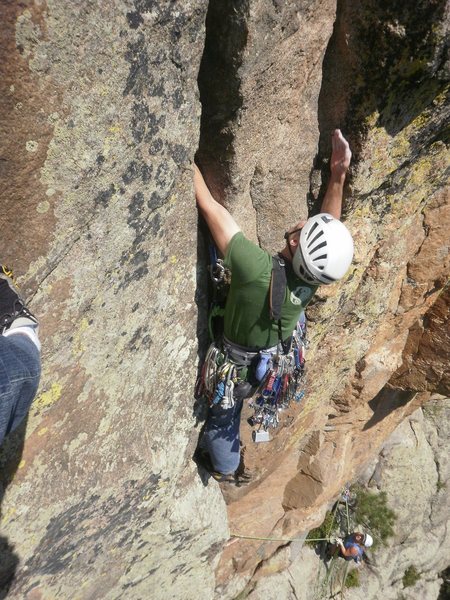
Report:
34,382,63,411
72,317,90,356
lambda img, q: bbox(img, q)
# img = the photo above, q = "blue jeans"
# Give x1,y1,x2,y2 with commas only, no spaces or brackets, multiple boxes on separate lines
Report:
0,334,41,445
203,381,255,474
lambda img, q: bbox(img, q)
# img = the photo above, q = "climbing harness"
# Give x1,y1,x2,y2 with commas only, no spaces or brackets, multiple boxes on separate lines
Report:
198,314,307,425
248,255,308,435
197,337,258,409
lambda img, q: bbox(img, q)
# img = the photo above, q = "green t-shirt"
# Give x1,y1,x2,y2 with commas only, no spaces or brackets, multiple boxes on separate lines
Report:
223,232,317,348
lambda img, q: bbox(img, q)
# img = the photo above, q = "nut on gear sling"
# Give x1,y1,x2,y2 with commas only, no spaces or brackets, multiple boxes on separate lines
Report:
207,241,231,342
270,254,289,354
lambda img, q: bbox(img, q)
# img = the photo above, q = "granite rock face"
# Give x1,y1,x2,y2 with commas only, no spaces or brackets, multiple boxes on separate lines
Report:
1,1,227,599
0,0,449,599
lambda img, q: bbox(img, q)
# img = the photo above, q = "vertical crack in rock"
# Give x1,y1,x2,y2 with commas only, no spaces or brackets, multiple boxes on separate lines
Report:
249,164,264,247
193,0,250,365
196,0,250,201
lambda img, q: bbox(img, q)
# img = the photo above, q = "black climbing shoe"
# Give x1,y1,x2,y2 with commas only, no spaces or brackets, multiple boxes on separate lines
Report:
211,469,252,486
194,447,214,471
233,470,252,486
0,266,38,334
210,471,238,484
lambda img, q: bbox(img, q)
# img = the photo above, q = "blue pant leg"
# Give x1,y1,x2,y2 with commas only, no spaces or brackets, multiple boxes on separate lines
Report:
0,334,41,445
203,381,255,474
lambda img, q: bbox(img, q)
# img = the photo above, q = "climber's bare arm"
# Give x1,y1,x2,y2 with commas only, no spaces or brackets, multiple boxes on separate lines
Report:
338,542,359,560
194,164,241,255
320,129,352,220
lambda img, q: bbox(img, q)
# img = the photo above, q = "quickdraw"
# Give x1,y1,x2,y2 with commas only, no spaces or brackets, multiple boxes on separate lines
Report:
197,343,240,410
209,244,231,286
249,316,308,433
207,242,231,341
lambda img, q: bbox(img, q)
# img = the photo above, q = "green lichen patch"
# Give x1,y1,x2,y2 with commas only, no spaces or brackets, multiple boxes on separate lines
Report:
345,569,360,588
402,565,421,588
353,486,397,546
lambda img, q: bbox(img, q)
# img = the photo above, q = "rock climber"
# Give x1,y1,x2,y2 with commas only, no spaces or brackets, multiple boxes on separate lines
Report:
0,266,41,446
194,129,353,484
328,532,373,564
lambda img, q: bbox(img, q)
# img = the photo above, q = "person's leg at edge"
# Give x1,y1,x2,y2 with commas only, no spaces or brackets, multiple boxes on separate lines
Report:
0,332,41,445
0,267,41,445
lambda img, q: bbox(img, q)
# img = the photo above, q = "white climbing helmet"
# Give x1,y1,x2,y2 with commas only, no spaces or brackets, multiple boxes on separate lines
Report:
363,533,374,548
292,213,354,285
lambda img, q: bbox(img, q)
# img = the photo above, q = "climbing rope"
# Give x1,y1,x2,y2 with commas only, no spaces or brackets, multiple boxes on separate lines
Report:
316,554,339,600
339,561,350,599
230,485,353,546
230,533,330,543
345,497,350,534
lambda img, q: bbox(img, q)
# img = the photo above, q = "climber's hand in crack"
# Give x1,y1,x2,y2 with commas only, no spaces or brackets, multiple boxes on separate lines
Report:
330,129,352,179
319,129,352,220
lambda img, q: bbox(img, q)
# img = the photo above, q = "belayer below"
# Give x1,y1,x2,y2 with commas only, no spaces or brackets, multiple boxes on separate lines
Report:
327,532,374,564
194,129,354,485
